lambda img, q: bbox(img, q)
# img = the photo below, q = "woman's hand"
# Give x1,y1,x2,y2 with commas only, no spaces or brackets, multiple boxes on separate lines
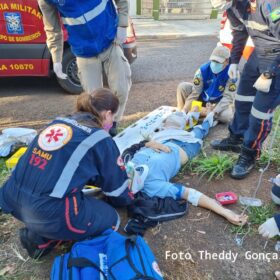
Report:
145,141,171,153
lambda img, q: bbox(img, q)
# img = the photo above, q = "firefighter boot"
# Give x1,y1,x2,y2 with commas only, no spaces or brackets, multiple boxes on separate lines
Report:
19,228,55,259
211,133,243,153
231,145,257,179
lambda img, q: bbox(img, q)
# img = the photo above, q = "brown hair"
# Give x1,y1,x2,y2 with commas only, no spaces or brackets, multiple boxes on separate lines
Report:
76,88,119,127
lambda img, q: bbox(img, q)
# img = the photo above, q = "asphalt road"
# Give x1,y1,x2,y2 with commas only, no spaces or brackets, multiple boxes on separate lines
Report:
131,37,218,83
0,37,218,129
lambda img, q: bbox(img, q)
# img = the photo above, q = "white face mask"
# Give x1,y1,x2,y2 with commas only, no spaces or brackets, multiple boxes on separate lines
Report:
211,0,232,10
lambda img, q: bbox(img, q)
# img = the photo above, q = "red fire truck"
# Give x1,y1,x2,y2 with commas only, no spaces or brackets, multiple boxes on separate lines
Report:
0,0,137,94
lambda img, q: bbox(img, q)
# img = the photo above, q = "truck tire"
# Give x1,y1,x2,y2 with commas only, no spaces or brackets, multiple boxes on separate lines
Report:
57,48,82,94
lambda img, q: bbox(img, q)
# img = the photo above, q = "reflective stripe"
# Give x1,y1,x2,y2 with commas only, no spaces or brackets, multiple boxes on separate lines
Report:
103,179,130,197
62,15,86,26
49,130,109,198
235,94,255,102
245,20,269,31
252,120,265,149
65,197,86,234
251,107,274,120
113,211,121,231
61,0,109,26
146,211,187,220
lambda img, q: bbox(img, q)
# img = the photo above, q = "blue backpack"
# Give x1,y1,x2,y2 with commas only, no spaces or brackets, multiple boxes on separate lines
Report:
50,230,164,280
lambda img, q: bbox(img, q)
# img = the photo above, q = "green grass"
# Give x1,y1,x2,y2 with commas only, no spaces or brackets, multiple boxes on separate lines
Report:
189,153,235,181
0,158,10,186
230,204,275,235
248,204,275,225
258,107,280,170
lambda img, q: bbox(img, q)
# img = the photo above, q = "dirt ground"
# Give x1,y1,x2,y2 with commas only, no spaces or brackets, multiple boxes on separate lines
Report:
0,77,280,280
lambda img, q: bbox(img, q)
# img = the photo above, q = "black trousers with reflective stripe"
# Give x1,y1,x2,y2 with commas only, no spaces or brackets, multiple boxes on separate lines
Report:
16,195,119,247
229,51,280,153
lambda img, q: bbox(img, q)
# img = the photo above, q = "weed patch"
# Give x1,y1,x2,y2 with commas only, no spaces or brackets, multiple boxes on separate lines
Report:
189,153,235,181
230,204,276,235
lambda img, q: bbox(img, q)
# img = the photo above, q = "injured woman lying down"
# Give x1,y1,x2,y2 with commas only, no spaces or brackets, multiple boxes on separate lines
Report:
123,110,248,226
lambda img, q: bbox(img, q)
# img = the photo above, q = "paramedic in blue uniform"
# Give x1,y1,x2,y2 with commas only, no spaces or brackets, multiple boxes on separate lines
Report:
177,45,238,124
211,0,280,179
258,174,280,279
38,0,131,136
0,89,133,259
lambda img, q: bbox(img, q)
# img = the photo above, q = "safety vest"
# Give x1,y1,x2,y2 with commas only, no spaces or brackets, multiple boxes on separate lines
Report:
46,0,118,57
200,62,230,102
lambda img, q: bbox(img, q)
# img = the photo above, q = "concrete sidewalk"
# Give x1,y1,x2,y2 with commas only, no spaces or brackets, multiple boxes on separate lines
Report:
132,18,220,40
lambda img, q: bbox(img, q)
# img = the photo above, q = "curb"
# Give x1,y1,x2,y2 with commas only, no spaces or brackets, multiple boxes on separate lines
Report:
136,33,219,41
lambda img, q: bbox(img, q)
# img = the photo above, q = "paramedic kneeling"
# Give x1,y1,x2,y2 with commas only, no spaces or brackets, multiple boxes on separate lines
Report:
0,89,133,259
177,45,237,124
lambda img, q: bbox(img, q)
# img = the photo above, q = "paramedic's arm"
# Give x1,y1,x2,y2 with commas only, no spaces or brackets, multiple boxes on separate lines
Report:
262,2,280,74
115,0,129,27
93,138,133,207
213,78,238,115
38,0,63,63
227,9,249,64
183,69,204,111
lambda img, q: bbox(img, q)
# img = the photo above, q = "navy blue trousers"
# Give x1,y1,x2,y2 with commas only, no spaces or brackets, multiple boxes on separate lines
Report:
3,189,120,248
229,51,280,155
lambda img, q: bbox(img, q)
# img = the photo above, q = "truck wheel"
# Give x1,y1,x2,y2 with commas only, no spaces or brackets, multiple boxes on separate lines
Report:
58,48,82,94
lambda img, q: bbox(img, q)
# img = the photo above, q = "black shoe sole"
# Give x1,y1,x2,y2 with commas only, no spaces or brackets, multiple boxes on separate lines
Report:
230,172,248,180
230,165,255,180
211,144,241,153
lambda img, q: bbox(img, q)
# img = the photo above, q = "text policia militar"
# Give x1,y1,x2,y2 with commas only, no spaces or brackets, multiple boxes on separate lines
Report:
165,250,280,263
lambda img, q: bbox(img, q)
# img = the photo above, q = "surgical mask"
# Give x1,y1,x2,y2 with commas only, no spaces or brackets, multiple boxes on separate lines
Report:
210,61,224,74
210,0,232,10
103,123,113,132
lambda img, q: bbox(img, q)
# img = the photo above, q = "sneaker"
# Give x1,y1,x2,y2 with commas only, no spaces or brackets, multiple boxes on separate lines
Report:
211,133,243,153
109,121,118,137
19,228,55,259
230,146,257,179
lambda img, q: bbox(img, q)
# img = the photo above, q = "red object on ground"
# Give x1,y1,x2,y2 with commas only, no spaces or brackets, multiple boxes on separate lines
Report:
215,192,238,205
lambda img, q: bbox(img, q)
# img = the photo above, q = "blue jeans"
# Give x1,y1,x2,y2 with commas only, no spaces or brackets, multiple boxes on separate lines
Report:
168,119,210,159
132,119,211,200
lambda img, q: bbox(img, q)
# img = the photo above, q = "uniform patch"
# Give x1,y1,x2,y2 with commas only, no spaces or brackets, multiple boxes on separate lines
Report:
229,83,237,92
270,7,280,23
218,85,225,92
38,124,73,151
194,77,201,86
4,12,24,35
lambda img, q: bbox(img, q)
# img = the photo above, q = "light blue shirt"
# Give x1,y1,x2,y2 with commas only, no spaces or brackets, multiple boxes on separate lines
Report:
132,142,183,199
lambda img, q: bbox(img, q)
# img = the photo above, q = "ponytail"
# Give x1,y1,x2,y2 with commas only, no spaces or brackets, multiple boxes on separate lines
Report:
76,88,119,128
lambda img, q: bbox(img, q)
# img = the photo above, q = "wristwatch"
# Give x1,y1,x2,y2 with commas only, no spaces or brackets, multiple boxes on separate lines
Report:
263,71,274,79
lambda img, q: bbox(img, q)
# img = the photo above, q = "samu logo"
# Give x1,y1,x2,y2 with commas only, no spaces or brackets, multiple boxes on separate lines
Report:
4,12,24,35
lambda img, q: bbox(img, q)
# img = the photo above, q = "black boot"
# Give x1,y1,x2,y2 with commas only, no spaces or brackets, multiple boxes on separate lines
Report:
19,228,55,259
211,133,243,153
231,146,257,179
109,121,118,137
